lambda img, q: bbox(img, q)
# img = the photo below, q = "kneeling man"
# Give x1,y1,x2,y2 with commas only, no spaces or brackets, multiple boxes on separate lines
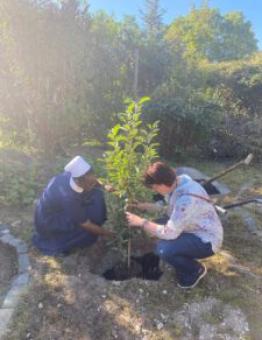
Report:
33,156,113,256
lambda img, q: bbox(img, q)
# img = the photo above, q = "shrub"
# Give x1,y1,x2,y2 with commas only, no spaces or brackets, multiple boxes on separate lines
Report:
0,161,41,207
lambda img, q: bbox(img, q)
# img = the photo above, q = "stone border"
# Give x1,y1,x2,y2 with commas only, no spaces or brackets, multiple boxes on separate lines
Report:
0,224,31,338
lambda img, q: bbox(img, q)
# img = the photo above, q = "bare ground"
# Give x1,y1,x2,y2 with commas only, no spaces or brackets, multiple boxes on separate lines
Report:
1,159,262,340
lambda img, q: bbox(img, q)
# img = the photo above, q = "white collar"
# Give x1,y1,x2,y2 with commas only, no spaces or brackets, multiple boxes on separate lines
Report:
70,177,84,193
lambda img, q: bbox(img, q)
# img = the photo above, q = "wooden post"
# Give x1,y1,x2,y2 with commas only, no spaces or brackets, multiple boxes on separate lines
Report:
133,49,139,100
127,230,131,273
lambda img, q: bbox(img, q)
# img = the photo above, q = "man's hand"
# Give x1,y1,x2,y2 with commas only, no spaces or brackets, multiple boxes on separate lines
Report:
81,220,115,238
104,184,115,193
102,229,116,239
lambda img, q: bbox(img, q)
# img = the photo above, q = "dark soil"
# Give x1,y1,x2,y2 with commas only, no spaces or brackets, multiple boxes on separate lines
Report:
103,253,163,281
201,181,220,195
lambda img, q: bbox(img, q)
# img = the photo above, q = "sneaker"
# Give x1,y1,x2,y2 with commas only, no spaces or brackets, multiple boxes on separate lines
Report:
177,264,207,289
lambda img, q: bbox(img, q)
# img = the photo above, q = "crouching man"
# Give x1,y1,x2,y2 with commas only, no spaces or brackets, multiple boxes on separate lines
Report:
33,156,113,256
126,161,223,288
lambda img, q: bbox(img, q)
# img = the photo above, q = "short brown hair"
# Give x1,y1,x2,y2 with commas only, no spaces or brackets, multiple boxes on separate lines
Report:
143,162,176,188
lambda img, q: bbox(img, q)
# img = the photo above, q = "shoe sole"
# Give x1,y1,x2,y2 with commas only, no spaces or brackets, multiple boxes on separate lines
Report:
177,264,207,289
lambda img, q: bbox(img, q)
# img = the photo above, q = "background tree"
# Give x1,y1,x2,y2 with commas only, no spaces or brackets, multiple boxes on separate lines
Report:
137,0,171,95
165,5,258,62
0,0,261,162
140,0,164,38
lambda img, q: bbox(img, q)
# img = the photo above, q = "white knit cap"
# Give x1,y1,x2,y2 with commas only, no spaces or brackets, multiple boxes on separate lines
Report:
64,156,91,178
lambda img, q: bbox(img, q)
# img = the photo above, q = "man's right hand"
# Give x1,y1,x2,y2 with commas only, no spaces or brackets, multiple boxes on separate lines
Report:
102,229,116,239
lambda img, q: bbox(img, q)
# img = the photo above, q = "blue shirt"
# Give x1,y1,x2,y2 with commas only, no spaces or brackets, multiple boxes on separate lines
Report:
33,172,107,255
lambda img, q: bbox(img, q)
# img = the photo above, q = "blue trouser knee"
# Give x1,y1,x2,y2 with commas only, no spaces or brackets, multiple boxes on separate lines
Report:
155,233,213,281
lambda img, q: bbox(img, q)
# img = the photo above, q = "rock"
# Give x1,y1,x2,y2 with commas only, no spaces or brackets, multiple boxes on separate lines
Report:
176,166,230,195
155,320,164,330
11,273,30,288
160,313,168,321
247,203,262,217
112,328,118,338
18,253,30,273
17,242,28,254
1,234,27,252
0,224,10,232
11,220,22,228
1,229,10,234
38,302,43,309
199,324,217,340
235,208,259,235
171,297,250,339
0,309,14,338
112,281,121,286
2,284,27,308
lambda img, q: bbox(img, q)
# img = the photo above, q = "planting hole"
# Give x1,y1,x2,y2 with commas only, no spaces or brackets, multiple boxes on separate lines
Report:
103,252,163,281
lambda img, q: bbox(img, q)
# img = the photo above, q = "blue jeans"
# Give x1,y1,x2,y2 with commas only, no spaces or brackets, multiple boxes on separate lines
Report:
155,232,214,283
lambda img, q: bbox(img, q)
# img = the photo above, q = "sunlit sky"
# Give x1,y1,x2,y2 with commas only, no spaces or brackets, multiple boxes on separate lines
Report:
87,0,262,49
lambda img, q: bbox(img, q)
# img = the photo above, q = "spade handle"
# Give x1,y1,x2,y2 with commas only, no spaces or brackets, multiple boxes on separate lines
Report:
203,154,253,185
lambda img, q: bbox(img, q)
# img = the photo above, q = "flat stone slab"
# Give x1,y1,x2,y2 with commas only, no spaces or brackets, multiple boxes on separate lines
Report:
18,254,30,273
176,166,230,195
0,309,14,338
0,224,10,232
11,273,30,289
0,229,10,236
0,232,28,255
2,273,29,309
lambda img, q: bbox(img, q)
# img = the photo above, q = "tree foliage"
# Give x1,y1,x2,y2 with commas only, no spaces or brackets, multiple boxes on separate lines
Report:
103,97,159,199
165,5,258,62
102,97,159,255
140,0,164,38
199,53,262,159
0,0,261,162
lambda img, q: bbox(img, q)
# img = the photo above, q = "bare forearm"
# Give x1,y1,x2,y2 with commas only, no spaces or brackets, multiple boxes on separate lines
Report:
141,219,160,237
146,202,165,213
80,220,109,236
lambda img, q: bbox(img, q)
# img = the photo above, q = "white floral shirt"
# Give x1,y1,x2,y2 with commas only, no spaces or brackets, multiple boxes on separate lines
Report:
155,175,223,253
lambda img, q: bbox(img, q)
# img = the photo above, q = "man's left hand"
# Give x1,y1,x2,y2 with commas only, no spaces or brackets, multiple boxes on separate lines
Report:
104,184,116,192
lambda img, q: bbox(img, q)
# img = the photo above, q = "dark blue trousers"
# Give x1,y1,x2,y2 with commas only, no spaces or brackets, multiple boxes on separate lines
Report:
155,231,214,283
